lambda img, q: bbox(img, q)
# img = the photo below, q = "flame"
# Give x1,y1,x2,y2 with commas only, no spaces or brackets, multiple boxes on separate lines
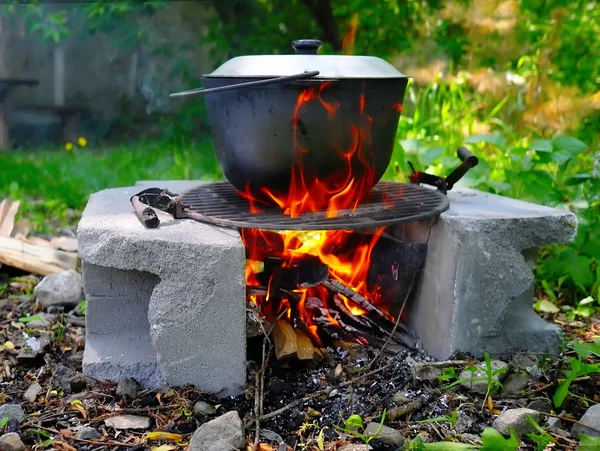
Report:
240,72,401,345
342,14,359,55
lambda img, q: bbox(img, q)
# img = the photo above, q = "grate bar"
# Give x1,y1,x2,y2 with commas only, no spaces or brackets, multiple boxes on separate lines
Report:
179,181,448,231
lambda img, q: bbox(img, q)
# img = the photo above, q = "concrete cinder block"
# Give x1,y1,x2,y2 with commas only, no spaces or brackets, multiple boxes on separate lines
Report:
409,189,578,360
78,183,246,396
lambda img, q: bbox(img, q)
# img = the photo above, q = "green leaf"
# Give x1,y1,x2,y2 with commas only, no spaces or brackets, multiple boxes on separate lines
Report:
0,417,8,428
480,427,519,451
530,139,552,152
18,314,43,323
344,414,364,430
422,442,477,450
552,136,587,155
566,174,593,185
465,134,507,151
420,146,444,166
533,299,560,313
553,358,600,407
578,434,600,450
570,339,600,359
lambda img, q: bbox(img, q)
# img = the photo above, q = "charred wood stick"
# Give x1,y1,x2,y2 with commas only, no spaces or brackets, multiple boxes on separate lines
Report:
321,279,391,322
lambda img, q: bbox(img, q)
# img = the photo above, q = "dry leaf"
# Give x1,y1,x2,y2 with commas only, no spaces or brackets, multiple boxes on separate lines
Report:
70,399,87,420
150,446,179,451
487,395,494,415
54,440,77,451
258,444,274,451
145,432,183,442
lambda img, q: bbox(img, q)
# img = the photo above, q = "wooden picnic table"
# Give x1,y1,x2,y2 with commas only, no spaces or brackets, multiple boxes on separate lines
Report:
0,78,40,150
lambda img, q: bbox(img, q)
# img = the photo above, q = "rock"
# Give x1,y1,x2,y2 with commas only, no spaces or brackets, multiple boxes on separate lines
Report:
501,371,530,397
52,365,87,394
68,350,84,363
26,313,55,328
526,398,553,413
23,382,43,403
546,414,564,433
392,390,414,405
572,404,600,438
75,426,102,440
34,269,83,308
459,360,508,394
104,415,151,430
188,411,245,451
0,404,24,423
364,422,404,447
194,400,217,416
116,378,140,399
0,432,25,451
337,445,370,451
492,408,540,436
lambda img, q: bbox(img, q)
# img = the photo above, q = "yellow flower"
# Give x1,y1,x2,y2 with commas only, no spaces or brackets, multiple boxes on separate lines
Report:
65,142,74,151
77,137,87,147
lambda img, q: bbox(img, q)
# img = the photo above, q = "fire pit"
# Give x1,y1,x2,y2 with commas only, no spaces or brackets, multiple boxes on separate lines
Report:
77,40,578,395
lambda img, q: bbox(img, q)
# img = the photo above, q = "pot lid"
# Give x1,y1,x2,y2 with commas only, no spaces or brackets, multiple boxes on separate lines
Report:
205,39,408,80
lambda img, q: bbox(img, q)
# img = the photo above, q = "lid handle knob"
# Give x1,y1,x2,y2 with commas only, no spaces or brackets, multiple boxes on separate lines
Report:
292,39,322,55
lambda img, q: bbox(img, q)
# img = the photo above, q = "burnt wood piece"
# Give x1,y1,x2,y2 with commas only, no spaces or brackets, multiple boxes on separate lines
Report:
367,234,427,314
321,279,391,321
258,256,329,292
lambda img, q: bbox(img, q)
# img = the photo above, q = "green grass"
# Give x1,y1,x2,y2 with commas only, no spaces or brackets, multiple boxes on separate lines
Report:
0,140,223,209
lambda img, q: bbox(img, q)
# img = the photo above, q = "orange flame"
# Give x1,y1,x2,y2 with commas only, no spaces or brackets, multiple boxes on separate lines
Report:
240,73,399,344
342,14,359,55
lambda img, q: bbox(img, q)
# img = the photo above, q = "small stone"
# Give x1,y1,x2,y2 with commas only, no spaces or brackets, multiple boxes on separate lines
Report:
194,400,217,416
0,432,25,451
104,415,151,430
0,404,24,423
34,269,83,308
459,360,508,394
546,415,564,433
392,390,413,405
492,408,540,436
68,351,84,363
52,365,86,394
116,378,140,399
572,404,600,438
188,411,245,451
364,422,404,447
337,445,370,451
501,371,530,397
23,382,43,403
75,426,102,440
526,398,553,413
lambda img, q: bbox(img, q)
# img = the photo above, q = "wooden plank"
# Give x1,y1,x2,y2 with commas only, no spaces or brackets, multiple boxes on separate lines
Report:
0,249,65,276
0,199,19,236
0,236,77,270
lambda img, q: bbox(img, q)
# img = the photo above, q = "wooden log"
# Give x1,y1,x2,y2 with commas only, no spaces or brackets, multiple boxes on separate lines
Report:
0,249,65,276
0,236,78,270
272,320,297,360
295,330,315,360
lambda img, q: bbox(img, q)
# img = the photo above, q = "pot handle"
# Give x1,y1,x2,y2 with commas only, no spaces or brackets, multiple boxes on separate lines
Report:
169,70,320,98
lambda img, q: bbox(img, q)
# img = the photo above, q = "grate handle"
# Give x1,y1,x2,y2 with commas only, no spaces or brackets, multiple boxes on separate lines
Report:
445,147,479,190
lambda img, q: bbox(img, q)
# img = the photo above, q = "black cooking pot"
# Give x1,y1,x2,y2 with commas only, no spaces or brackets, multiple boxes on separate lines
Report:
171,40,410,198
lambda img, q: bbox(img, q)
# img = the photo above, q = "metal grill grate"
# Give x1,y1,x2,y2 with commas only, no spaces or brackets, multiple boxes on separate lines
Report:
179,181,448,231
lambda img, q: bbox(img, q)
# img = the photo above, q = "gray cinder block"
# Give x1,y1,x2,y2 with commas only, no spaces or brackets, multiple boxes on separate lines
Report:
408,189,577,359
78,184,246,396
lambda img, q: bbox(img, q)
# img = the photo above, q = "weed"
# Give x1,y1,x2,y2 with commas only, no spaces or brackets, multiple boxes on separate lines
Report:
335,411,387,446
526,416,556,450
417,409,459,426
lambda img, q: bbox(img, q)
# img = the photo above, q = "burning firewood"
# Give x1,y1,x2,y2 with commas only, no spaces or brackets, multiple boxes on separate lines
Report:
271,320,322,361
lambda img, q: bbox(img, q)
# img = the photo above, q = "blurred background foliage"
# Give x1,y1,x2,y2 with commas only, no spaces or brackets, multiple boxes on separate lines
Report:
0,0,599,309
